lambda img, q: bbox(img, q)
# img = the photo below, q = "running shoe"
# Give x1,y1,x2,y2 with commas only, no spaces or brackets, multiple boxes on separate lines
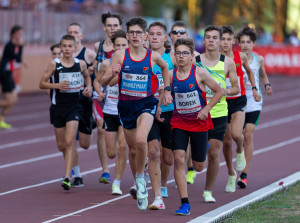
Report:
225,171,237,193
130,184,137,199
144,157,151,184
149,196,165,210
237,177,247,188
99,172,111,184
71,177,84,187
136,177,148,210
186,170,196,184
236,151,246,171
61,178,71,191
112,184,122,195
175,203,190,216
161,187,168,198
203,191,216,203
0,120,11,129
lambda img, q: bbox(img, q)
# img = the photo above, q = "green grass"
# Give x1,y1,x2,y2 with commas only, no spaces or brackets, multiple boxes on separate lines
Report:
222,182,300,223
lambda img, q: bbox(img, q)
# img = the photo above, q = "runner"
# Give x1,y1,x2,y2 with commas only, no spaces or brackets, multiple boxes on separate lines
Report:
100,17,172,211
94,29,128,195
39,34,92,190
0,25,23,129
169,38,224,215
195,25,239,203
50,43,61,59
220,25,260,193
236,25,272,188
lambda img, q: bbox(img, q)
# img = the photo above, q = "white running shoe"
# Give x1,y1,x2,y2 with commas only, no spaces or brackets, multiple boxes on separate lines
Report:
225,171,237,193
149,196,165,210
136,177,148,210
112,184,122,195
203,191,216,203
236,151,246,171
130,184,137,199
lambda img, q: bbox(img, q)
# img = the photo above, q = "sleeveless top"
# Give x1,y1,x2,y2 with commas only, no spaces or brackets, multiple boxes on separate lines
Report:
50,58,81,106
171,65,213,132
226,51,246,99
242,53,263,112
96,40,114,71
195,54,228,118
118,48,158,101
152,48,175,112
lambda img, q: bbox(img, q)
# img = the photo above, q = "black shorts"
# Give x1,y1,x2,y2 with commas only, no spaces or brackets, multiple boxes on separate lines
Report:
171,128,208,162
78,99,94,135
147,111,172,149
103,113,122,132
244,111,260,126
50,104,82,128
118,95,158,129
208,116,227,141
227,95,247,123
0,71,15,93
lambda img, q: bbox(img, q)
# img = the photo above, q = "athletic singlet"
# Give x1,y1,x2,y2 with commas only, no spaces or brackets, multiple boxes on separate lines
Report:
75,47,92,92
171,65,213,132
195,55,228,118
96,40,114,71
242,53,263,112
152,48,175,112
0,41,22,72
50,58,81,106
118,48,158,101
103,59,119,115
225,51,246,99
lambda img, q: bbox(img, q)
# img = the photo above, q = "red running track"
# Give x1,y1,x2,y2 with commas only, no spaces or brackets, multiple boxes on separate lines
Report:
0,75,300,223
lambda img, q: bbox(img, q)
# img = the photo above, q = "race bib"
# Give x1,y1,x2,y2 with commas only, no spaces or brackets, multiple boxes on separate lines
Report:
226,77,241,98
206,82,223,102
107,84,119,102
121,73,148,97
59,72,82,93
154,74,164,98
175,90,202,114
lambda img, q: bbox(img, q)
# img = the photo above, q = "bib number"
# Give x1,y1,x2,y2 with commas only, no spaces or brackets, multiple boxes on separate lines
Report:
175,90,202,114
59,72,82,93
121,73,148,97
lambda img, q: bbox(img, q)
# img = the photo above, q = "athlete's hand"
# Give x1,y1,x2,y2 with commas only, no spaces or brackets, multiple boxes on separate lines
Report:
83,86,93,98
163,91,173,106
97,91,106,101
155,107,164,122
253,89,261,102
197,107,209,120
58,80,69,91
112,64,121,77
266,85,272,96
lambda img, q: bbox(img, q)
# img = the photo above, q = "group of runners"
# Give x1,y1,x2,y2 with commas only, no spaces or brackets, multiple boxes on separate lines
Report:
1,12,273,216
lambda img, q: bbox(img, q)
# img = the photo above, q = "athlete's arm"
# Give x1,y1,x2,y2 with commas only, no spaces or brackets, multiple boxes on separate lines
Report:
94,41,100,53
86,48,97,75
39,60,69,90
258,55,273,96
80,60,92,98
225,57,240,95
241,52,260,101
94,59,109,95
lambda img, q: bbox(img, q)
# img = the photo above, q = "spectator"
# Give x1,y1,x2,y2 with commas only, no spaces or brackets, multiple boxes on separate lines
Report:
289,29,300,46
256,26,273,45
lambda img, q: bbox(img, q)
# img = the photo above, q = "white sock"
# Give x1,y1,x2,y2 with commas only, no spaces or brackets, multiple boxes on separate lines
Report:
73,165,81,178
113,179,121,186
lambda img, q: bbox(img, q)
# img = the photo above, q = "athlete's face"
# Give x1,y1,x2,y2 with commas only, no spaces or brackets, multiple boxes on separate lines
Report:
51,47,61,59
239,35,255,54
174,45,193,67
67,25,83,45
126,25,145,47
104,18,121,38
114,37,129,51
170,26,188,44
220,33,235,53
204,30,220,51
148,26,167,51
60,40,75,58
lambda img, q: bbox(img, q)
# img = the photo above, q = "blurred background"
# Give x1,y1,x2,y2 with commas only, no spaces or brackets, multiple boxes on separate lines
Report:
0,0,300,92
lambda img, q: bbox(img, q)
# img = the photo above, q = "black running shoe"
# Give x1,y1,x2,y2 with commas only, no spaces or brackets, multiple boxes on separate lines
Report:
61,178,71,190
71,177,84,187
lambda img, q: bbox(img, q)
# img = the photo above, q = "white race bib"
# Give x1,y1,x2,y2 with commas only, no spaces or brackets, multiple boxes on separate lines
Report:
175,90,202,114
107,84,119,102
59,72,82,93
121,73,148,97
206,82,223,102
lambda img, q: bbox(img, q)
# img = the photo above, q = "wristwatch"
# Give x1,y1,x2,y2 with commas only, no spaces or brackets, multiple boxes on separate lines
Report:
164,86,171,91
252,86,258,91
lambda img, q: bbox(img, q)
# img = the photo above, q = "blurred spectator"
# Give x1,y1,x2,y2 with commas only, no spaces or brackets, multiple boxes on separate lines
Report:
0,0,10,9
256,26,273,45
272,30,283,43
289,29,300,46
194,22,205,53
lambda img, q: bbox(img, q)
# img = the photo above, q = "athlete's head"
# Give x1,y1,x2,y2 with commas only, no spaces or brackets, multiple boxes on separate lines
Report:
126,17,147,47
148,22,168,51
174,38,194,66
111,29,129,51
236,25,257,53
204,25,222,51
169,21,188,44
101,12,123,38
67,23,83,45
10,25,23,45
59,35,75,57
50,43,61,59
220,25,235,53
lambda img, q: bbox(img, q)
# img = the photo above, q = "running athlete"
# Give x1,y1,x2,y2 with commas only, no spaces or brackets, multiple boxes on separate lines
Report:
220,25,260,193
146,21,177,210
94,29,128,195
195,25,239,203
39,34,92,190
170,38,224,215
100,17,172,211
236,25,272,188
50,43,61,59
0,25,23,129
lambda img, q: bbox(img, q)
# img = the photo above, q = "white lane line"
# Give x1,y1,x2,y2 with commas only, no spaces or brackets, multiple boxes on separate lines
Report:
256,113,300,130
5,111,48,122
38,136,300,222
0,123,51,134
188,171,300,223
262,98,300,113
0,136,55,150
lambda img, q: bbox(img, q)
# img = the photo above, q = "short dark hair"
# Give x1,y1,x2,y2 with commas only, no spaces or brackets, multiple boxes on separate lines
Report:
111,30,128,44
10,25,22,39
171,21,187,31
221,25,234,36
50,43,60,51
174,38,195,54
236,25,257,43
101,11,123,25
204,25,222,39
126,17,147,33
60,34,75,45
68,22,82,31
148,22,167,34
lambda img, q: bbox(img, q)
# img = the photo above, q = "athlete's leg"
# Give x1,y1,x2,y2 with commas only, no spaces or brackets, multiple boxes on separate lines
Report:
96,119,109,173
230,111,245,154
123,127,137,179
0,91,18,123
105,131,118,159
161,146,171,187
243,123,256,174
115,126,127,181
223,124,235,176
148,139,161,197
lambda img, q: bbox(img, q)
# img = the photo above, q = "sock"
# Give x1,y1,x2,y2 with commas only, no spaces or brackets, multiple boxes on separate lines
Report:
113,179,121,186
188,167,194,172
73,165,81,178
181,197,189,204
204,190,212,193
240,172,247,179
136,172,144,178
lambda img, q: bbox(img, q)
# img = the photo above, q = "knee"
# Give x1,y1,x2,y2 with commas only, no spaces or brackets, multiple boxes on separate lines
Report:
136,140,146,151
57,143,65,152
148,147,159,161
223,138,232,149
174,153,185,167
207,150,219,162
163,155,173,166
231,133,242,143
107,147,116,159
79,141,90,150
194,162,205,172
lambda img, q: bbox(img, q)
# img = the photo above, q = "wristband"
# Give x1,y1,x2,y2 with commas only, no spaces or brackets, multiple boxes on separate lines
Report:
264,83,271,89
252,86,258,91
164,86,171,91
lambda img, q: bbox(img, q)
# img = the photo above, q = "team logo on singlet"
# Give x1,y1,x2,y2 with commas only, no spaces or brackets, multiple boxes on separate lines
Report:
236,63,240,68
189,84,195,90
143,67,149,74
